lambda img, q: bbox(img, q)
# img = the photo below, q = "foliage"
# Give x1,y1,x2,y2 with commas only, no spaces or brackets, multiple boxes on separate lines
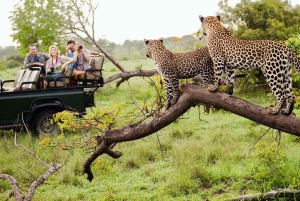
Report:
0,46,20,60
218,0,300,40
1,61,300,200
10,0,103,56
10,0,66,56
216,0,300,91
249,141,291,191
6,54,24,63
286,33,300,53
53,103,122,135
5,60,22,68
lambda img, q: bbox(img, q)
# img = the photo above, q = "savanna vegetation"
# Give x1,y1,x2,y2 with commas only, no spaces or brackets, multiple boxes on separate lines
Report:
1,60,300,201
1,0,300,200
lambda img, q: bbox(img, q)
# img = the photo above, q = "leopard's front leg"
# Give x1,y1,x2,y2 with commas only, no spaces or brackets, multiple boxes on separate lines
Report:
208,58,225,92
163,76,180,110
225,68,235,95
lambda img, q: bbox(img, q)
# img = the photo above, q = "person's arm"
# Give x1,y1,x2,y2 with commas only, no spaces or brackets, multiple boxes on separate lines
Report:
46,59,51,74
61,51,78,68
60,55,71,63
65,46,69,56
23,54,31,68
23,54,43,68
82,50,90,62
90,51,105,57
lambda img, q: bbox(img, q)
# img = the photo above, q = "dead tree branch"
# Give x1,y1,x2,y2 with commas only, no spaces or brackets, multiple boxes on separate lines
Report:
0,133,63,201
83,84,300,181
104,69,158,87
231,188,300,200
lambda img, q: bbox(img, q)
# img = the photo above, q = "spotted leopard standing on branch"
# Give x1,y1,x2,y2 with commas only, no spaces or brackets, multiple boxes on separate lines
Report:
144,38,215,109
144,38,246,109
199,15,300,115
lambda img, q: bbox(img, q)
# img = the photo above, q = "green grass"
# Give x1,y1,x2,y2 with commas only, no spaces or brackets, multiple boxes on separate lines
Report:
1,60,300,200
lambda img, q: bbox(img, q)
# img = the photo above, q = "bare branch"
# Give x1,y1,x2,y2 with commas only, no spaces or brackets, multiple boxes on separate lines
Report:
231,188,300,200
25,163,63,201
14,133,51,168
0,174,24,201
104,69,159,87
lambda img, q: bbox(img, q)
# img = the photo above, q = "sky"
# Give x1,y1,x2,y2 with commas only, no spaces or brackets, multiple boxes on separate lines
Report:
0,0,299,47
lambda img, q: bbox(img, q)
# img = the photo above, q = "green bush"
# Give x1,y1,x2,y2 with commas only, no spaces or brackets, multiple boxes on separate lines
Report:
6,60,22,68
6,54,23,63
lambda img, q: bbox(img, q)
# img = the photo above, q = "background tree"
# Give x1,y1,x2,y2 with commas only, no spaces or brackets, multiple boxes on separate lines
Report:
10,0,66,56
218,0,300,40
0,46,20,60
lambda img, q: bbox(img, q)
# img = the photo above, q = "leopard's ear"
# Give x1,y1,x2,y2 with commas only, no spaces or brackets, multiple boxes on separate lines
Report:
144,39,149,45
159,37,163,43
199,15,204,22
216,14,221,21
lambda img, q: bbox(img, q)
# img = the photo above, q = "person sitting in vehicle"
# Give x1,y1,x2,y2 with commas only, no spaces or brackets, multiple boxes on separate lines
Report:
63,41,92,80
23,44,50,76
43,45,71,89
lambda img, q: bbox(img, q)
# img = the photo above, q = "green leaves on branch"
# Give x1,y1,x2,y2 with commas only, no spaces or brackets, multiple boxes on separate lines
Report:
286,33,300,54
218,0,300,40
53,103,123,134
10,0,98,56
10,0,66,55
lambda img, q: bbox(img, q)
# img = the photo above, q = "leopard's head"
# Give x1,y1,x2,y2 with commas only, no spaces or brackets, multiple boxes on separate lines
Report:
144,38,164,60
199,15,221,36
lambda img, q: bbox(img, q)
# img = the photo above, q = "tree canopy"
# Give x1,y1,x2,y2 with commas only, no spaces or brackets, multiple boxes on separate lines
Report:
10,0,66,55
218,0,300,40
9,0,99,56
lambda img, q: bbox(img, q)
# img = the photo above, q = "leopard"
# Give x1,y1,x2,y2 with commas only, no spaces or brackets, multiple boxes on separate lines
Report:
144,38,246,109
199,15,300,115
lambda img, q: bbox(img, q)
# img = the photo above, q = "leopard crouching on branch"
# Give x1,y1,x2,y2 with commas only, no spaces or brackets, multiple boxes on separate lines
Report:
199,15,300,115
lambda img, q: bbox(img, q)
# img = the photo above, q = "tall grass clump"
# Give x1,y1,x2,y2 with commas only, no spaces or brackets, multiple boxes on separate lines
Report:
249,141,299,192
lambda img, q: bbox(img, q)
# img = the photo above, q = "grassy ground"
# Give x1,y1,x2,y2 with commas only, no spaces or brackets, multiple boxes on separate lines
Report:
0,60,300,200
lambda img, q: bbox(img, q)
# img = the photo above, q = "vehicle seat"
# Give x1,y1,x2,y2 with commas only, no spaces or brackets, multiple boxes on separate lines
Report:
47,66,73,88
77,56,104,86
22,70,40,90
1,69,26,91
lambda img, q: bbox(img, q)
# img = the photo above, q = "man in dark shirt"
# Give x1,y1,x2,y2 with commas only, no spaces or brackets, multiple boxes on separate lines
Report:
23,44,50,76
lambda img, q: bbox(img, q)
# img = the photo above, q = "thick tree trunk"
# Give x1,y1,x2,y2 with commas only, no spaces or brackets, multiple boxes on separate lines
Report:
83,84,300,181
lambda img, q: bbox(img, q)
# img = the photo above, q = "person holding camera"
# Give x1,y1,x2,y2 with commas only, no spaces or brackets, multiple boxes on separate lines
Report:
23,44,50,76
63,40,91,80
43,45,71,89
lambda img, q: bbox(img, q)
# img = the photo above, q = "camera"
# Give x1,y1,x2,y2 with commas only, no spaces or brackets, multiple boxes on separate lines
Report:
78,45,83,50
68,46,72,49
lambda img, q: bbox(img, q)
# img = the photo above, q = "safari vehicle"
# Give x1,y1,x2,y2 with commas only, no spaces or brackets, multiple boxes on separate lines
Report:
0,55,104,136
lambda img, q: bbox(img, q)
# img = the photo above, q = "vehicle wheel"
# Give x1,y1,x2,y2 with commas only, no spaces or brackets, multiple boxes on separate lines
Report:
31,109,59,137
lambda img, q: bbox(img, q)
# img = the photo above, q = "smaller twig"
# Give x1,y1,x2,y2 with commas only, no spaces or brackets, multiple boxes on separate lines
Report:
248,127,271,154
14,133,51,168
272,130,282,147
198,105,209,123
156,132,166,160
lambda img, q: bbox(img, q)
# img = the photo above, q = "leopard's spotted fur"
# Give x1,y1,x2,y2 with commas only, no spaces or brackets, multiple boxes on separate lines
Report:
144,38,215,109
199,15,300,115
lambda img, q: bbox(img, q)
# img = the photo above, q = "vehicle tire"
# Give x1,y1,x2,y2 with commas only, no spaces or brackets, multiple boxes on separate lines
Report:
31,109,59,137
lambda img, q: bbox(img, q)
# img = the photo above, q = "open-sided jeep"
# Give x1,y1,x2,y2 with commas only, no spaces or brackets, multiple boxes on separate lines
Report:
0,55,104,136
